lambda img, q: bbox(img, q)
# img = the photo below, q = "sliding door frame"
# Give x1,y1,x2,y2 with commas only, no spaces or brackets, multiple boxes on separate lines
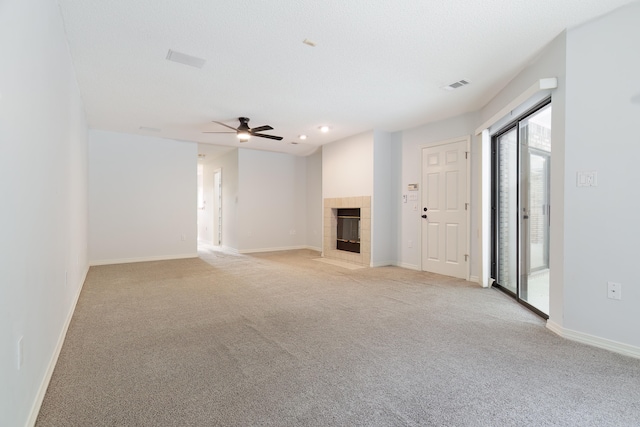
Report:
491,98,551,319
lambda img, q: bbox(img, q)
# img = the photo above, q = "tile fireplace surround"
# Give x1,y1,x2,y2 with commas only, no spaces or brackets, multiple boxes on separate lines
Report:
323,196,371,267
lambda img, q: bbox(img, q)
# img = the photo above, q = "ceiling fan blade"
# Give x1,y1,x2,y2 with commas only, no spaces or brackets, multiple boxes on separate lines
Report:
252,133,283,141
250,125,273,133
212,120,239,131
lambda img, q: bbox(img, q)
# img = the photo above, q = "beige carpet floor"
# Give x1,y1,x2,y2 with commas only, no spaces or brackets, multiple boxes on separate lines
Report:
36,248,640,426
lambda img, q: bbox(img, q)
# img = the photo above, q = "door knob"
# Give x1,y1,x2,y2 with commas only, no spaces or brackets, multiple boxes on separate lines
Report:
423,207,428,211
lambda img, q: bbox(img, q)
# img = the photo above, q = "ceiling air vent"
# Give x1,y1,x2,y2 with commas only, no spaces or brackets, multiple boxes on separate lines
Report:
442,79,471,91
166,49,206,69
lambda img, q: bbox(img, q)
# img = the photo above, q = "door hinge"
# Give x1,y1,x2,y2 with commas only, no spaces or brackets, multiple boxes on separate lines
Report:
465,151,469,159
465,203,469,211
464,254,469,261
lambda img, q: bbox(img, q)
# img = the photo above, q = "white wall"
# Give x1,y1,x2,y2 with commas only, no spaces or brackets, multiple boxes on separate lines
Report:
88,131,197,264
562,2,640,348
322,131,374,198
372,131,394,266
305,149,323,251
396,113,479,271
0,0,88,425
237,149,308,252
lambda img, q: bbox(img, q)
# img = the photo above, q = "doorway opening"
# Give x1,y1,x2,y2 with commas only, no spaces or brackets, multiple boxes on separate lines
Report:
196,165,222,247
491,100,551,318
213,169,222,246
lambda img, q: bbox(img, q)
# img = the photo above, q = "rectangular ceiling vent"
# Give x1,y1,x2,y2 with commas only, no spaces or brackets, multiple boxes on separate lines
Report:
166,49,206,69
442,79,471,91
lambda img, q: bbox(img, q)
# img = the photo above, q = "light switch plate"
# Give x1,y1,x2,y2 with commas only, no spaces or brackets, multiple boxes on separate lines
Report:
577,171,598,187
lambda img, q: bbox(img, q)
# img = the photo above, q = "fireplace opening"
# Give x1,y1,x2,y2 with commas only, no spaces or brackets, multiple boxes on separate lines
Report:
337,208,360,253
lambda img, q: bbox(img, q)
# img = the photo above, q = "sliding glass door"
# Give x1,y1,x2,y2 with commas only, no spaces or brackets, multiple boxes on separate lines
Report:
492,102,551,317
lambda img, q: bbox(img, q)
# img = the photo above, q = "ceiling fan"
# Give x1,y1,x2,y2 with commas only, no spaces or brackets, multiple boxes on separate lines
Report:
204,117,283,142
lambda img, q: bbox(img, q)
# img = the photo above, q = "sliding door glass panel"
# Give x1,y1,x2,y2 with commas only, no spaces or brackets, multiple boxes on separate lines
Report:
496,127,518,294
519,105,551,315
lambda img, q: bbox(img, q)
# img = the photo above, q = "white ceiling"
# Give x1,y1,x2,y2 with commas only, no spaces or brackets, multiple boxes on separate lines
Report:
57,0,635,157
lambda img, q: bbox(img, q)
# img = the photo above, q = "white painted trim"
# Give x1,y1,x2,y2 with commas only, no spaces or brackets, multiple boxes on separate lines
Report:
26,265,89,427
89,253,198,266
465,138,471,281
469,275,480,284
304,246,323,253
547,321,640,360
475,78,557,135
370,260,394,267
479,130,491,288
239,245,310,254
398,262,420,271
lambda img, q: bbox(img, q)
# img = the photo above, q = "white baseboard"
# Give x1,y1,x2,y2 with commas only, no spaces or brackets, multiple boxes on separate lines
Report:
26,265,89,427
239,245,309,254
398,262,420,271
546,320,640,359
370,260,394,267
89,253,198,266
469,275,480,286
304,246,323,253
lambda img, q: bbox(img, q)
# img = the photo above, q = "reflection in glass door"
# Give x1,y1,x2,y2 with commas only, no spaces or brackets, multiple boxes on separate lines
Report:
492,102,551,317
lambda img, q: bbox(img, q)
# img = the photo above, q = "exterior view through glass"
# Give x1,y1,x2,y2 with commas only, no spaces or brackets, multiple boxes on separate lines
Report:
493,102,551,317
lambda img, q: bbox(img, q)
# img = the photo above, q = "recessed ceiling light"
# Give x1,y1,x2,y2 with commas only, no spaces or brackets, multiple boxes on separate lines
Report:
291,141,299,145
166,49,206,69
319,126,330,133
299,134,307,140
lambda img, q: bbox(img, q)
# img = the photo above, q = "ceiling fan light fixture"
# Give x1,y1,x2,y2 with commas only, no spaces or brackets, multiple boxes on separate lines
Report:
237,131,251,142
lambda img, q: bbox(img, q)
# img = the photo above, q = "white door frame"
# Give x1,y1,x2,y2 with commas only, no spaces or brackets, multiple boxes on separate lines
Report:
213,168,222,246
420,136,471,280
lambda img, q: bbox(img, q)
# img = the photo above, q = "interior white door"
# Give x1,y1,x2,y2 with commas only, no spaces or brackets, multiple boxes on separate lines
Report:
421,140,468,278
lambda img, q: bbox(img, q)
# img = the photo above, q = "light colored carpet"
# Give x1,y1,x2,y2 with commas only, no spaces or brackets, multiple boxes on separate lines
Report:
36,249,640,426
313,257,367,270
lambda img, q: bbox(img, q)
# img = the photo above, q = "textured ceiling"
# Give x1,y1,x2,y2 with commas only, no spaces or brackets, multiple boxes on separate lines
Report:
57,0,635,156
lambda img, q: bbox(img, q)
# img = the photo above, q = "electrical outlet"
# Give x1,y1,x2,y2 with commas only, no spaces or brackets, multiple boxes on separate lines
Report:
607,282,622,300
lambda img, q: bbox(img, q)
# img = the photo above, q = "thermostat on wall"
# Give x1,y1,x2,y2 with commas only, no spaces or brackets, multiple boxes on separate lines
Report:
408,183,418,191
